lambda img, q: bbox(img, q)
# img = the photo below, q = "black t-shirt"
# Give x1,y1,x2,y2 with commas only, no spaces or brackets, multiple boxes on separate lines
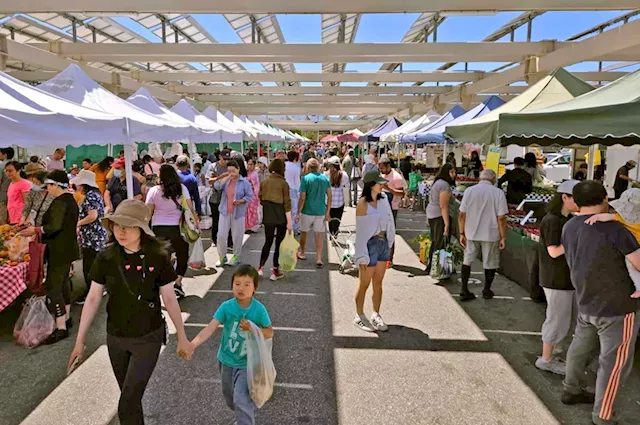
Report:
539,213,572,290
89,246,177,337
562,215,640,317
498,168,533,204
613,166,629,195
107,176,142,210
42,193,79,265
574,170,587,181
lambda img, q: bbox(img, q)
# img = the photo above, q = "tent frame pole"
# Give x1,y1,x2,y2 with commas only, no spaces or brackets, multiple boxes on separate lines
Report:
124,118,134,200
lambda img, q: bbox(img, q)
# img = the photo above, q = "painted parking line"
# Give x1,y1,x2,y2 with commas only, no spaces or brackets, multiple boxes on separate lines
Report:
207,289,316,297
272,291,317,296
451,294,516,300
482,329,543,336
184,323,316,333
249,250,317,254
196,378,313,390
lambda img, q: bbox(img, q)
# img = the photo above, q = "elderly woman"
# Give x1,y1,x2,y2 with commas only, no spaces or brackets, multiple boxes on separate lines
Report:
20,164,53,227
105,158,143,213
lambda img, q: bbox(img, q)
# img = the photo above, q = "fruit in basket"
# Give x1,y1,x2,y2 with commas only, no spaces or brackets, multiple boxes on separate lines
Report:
23,254,30,262
0,250,8,258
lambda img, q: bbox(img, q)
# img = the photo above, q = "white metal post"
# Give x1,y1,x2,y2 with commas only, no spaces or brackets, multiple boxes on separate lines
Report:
587,144,598,180
123,119,134,200
442,139,448,166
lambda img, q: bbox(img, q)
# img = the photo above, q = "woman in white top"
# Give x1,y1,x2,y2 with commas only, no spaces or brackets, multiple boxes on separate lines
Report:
325,156,350,237
353,170,395,333
145,164,198,299
284,150,302,235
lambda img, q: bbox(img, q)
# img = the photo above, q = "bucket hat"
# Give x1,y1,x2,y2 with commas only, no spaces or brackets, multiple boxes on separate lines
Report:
69,170,99,188
363,170,388,185
610,188,640,225
24,162,46,176
105,199,155,236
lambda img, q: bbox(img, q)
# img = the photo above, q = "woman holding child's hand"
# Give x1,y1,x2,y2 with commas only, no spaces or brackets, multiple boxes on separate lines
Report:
68,200,191,425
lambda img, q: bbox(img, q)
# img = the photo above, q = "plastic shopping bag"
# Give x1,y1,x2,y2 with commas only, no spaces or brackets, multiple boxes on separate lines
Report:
246,321,276,408
188,238,206,270
13,296,55,348
418,239,432,265
429,249,454,280
279,231,300,272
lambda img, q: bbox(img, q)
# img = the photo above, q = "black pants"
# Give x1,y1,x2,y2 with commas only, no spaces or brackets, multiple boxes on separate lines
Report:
329,205,345,236
81,247,99,299
107,327,163,425
260,224,287,269
351,179,360,206
45,261,72,318
152,226,189,277
427,216,448,270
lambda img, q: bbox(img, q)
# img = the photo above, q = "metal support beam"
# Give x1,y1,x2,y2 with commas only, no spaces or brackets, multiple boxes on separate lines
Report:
71,19,77,42
27,41,576,63
0,35,7,70
2,1,634,13
4,38,181,102
194,94,429,103
228,106,400,115
183,85,454,95
161,20,166,43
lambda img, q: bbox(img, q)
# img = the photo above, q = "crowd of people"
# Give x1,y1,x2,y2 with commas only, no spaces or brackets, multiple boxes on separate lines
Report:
2,143,640,425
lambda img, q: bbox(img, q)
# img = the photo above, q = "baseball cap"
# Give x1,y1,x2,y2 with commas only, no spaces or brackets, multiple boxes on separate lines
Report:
363,171,388,185
557,180,580,195
328,156,341,166
628,160,637,167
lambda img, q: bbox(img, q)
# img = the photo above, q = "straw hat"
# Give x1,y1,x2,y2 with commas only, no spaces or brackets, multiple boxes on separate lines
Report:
69,170,99,188
105,199,154,236
24,162,45,176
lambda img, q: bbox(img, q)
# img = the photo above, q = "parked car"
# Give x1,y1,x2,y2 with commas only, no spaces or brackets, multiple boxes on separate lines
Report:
543,152,572,183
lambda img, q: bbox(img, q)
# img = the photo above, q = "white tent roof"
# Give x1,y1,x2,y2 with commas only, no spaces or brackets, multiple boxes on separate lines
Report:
202,106,243,143
380,111,442,142
170,99,234,143
0,69,129,145
242,116,281,141
38,64,189,142
223,111,259,139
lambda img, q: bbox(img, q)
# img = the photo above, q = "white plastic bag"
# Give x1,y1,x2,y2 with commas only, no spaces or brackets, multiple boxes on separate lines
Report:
13,296,55,348
188,239,206,270
246,321,276,408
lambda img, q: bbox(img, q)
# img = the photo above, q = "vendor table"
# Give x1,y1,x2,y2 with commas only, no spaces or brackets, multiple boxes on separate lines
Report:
499,229,545,302
0,262,29,312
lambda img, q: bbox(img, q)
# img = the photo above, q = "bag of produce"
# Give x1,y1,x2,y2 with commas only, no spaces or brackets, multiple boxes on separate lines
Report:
246,321,276,408
187,238,206,270
13,296,55,348
429,249,454,280
279,231,300,272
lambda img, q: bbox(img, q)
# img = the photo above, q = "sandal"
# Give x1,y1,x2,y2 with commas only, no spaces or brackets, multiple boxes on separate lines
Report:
316,262,324,268
297,253,307,260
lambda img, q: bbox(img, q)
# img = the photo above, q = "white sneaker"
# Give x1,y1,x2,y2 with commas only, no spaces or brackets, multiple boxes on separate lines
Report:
535,357,566,376
257,267,264,277
353,315,376,332
370,312,388,332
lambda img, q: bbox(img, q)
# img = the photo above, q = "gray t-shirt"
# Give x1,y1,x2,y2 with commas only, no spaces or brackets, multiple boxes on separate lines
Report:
459,180,508,242
206,162,228,204
426,179,452,219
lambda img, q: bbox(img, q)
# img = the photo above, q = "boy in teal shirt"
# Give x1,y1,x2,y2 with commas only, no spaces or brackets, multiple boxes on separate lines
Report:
189,265,273,425
297,158,331,267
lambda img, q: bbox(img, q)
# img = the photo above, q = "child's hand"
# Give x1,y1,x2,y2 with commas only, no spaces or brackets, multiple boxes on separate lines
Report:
239,319,251,332
177,339,195,360
631,290,640,299
585,213,614,225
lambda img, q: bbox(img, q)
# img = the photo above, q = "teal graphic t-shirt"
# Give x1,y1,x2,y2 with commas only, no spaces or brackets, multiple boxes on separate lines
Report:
299,172,330,216
214,298,272,369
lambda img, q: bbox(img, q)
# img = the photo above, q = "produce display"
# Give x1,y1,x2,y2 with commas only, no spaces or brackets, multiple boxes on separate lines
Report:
453,175,479,199
0,225,31,267
505,209,541,242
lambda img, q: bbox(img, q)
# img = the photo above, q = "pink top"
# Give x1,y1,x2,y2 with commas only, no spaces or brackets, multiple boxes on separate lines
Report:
384,170,407,210
145,161,161,176
145,184,190,227
226,178,237,215
8,179,32,224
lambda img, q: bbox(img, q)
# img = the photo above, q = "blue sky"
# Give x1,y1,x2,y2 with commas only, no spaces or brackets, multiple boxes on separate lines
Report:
113,11,639,76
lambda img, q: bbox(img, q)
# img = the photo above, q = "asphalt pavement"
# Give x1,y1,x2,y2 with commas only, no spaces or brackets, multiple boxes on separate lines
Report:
1,206,640,425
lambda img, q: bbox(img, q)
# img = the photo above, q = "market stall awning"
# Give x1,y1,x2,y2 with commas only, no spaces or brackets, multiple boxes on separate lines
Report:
413,96,505,144
498,69,640,146
170,100,235,143
445,68,594,145
399,106,466,144
380,111,441,143
359,117,403,141
202,106,243,143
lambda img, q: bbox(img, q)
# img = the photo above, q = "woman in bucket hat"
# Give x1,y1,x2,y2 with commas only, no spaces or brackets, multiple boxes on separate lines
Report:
70,170,108,304
68,199,192,425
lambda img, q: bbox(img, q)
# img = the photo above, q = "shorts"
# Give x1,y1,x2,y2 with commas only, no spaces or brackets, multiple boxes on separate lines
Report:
541,288,576,345
367,236,390,267
300,214,325,233
463,240,500,270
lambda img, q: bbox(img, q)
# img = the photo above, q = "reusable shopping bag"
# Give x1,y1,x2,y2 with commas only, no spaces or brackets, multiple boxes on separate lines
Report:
13,296,55,348
246,321,276,408
279,231,300,272
188,238,206,270
429,249,454,280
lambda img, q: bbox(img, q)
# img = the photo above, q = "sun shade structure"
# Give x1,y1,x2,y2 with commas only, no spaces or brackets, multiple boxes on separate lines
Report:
0,69,128,145
359,117,403,141
400,106,466,144
380,111,442,143
498,69,640,146
38,64,191,142
413,96,506,144
445,68,594,145
202,106,243,142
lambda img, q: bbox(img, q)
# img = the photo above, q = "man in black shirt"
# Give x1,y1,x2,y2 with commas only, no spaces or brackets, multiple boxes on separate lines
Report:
573,163,588,181
497,157,533,204
560,180,640,425
613,160,636,199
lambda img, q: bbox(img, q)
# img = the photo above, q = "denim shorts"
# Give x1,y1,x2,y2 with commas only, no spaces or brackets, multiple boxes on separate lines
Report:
367,236,390,266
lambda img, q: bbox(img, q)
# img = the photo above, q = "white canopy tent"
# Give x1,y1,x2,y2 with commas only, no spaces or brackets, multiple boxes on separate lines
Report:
380,111,441,142
170,100,237,145
223,111,260,139
201,106,243,143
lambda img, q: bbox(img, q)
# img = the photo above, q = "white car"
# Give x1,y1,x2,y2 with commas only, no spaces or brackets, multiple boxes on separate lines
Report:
543,153,572,183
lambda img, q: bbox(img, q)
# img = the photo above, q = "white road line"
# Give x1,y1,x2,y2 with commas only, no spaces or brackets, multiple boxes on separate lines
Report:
208,289,267,294
451,294,516,300
482,329,543,336
249,250,316,254
272,291,317,296
522,297,533,301
394,228,426,232
196,378,313,390
184,323,316,332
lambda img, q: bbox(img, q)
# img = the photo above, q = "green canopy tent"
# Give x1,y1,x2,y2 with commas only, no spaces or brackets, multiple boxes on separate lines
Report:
498,70,640,147
445,68,594,145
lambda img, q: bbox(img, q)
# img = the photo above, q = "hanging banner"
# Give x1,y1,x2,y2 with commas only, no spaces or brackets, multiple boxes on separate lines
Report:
486,146,501,173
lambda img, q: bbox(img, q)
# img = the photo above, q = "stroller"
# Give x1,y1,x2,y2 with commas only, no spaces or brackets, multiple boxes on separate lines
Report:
327,218,356,274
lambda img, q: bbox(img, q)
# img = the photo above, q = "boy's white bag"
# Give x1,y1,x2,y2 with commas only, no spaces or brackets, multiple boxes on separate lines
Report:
246,321,276,408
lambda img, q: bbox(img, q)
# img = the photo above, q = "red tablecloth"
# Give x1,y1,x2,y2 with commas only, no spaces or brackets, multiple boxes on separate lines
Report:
0,262,28,312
